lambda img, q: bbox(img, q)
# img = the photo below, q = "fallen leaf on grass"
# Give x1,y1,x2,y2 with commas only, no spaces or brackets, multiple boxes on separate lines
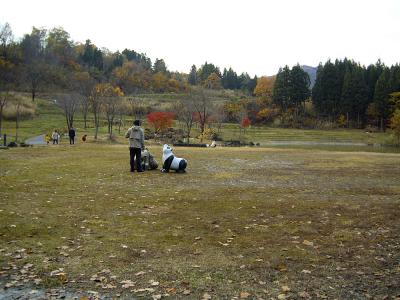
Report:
134,288,155,293
166,287,176,294
135,271,146,276
120,280,135,289
240,291,251,298
278,294,286,300
281,285,290,293
152,295,162,300
149,280,159,286
302,240,314,247
298,291,310,298
301,269,312,274
202,292,212,300
183,289,191,295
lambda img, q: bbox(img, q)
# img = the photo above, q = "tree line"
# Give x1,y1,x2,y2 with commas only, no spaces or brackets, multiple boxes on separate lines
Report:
1,22,400,140
312,59,400,130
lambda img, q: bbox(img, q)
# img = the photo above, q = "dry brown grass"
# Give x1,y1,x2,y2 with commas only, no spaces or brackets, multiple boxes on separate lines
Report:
0,145,399,299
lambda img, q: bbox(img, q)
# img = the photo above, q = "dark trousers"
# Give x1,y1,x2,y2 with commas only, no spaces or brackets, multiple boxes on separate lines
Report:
130,147,143,172
69,136,75,144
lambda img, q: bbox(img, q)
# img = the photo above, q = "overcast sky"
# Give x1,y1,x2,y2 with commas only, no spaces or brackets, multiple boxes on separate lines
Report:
1,0,399,76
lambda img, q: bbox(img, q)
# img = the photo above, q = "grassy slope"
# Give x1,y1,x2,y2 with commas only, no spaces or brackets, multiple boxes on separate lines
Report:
0,145,399,298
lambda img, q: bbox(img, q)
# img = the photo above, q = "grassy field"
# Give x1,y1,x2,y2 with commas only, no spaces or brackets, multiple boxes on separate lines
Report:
1,97,395,154
1,144,399,298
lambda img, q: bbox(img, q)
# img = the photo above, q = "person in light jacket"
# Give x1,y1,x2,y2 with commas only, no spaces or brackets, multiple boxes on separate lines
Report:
125,120,145,172
52,130,60,145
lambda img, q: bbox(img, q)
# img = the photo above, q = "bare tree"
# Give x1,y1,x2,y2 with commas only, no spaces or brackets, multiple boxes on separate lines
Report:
73,71,95,129
90,83,122,139
117,98,129,134
192,89,213,142
103,95,121,137
57,93,80,129
89,88,102,140
0,22,13,58
127,96,146,121
12,96,23,142
174,99,196,144
0,92,10,137
213,105,226,134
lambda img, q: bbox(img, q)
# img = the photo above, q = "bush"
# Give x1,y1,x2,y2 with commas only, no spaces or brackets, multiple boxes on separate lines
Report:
198,128,218,140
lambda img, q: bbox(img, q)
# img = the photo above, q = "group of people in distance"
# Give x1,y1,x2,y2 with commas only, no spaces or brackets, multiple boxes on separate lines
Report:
46,127,78,145
45,119,186,173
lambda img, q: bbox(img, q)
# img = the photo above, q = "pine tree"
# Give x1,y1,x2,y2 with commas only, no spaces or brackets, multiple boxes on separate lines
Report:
341,66,368,127
290,64,310,110
373,68,391,130
273,66,292,111
188,65,198,85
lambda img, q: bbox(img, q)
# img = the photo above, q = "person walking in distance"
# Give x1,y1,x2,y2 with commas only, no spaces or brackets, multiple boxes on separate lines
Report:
52,130,60,145
125,120,145,172
69,127,76,145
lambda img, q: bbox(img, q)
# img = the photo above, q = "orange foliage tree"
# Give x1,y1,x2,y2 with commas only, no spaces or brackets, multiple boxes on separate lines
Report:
254,76,276,101
147,111,175,133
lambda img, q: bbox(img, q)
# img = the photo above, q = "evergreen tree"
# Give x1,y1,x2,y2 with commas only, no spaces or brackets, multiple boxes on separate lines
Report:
273,66,292,111
221,67,238,89
341,65,368,126
248,75,258,95
198,62,220,82
290,64,310,109
188,65,198,85
373,68,391,130
311,60,342,119
365,60,384,102
153,58,167,74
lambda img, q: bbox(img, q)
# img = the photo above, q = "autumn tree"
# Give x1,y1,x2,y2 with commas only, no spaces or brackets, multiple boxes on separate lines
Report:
147,111,175,133
203,72,222,90
254,76,276,102
241,117,251,136
390,109,400,145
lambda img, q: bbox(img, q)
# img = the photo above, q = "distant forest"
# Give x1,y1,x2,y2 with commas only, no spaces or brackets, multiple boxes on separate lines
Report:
1,23,400,132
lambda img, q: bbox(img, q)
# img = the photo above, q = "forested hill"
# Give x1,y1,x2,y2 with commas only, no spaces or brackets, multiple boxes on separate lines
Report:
301,65,317,88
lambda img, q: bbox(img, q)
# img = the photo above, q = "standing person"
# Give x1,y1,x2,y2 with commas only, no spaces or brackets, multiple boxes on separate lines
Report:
69,127,76,145
125,120,145,172
52,130,59,145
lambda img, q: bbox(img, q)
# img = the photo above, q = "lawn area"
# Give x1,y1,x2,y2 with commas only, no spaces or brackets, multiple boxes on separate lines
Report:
1,97,395,151
0,144,399,299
